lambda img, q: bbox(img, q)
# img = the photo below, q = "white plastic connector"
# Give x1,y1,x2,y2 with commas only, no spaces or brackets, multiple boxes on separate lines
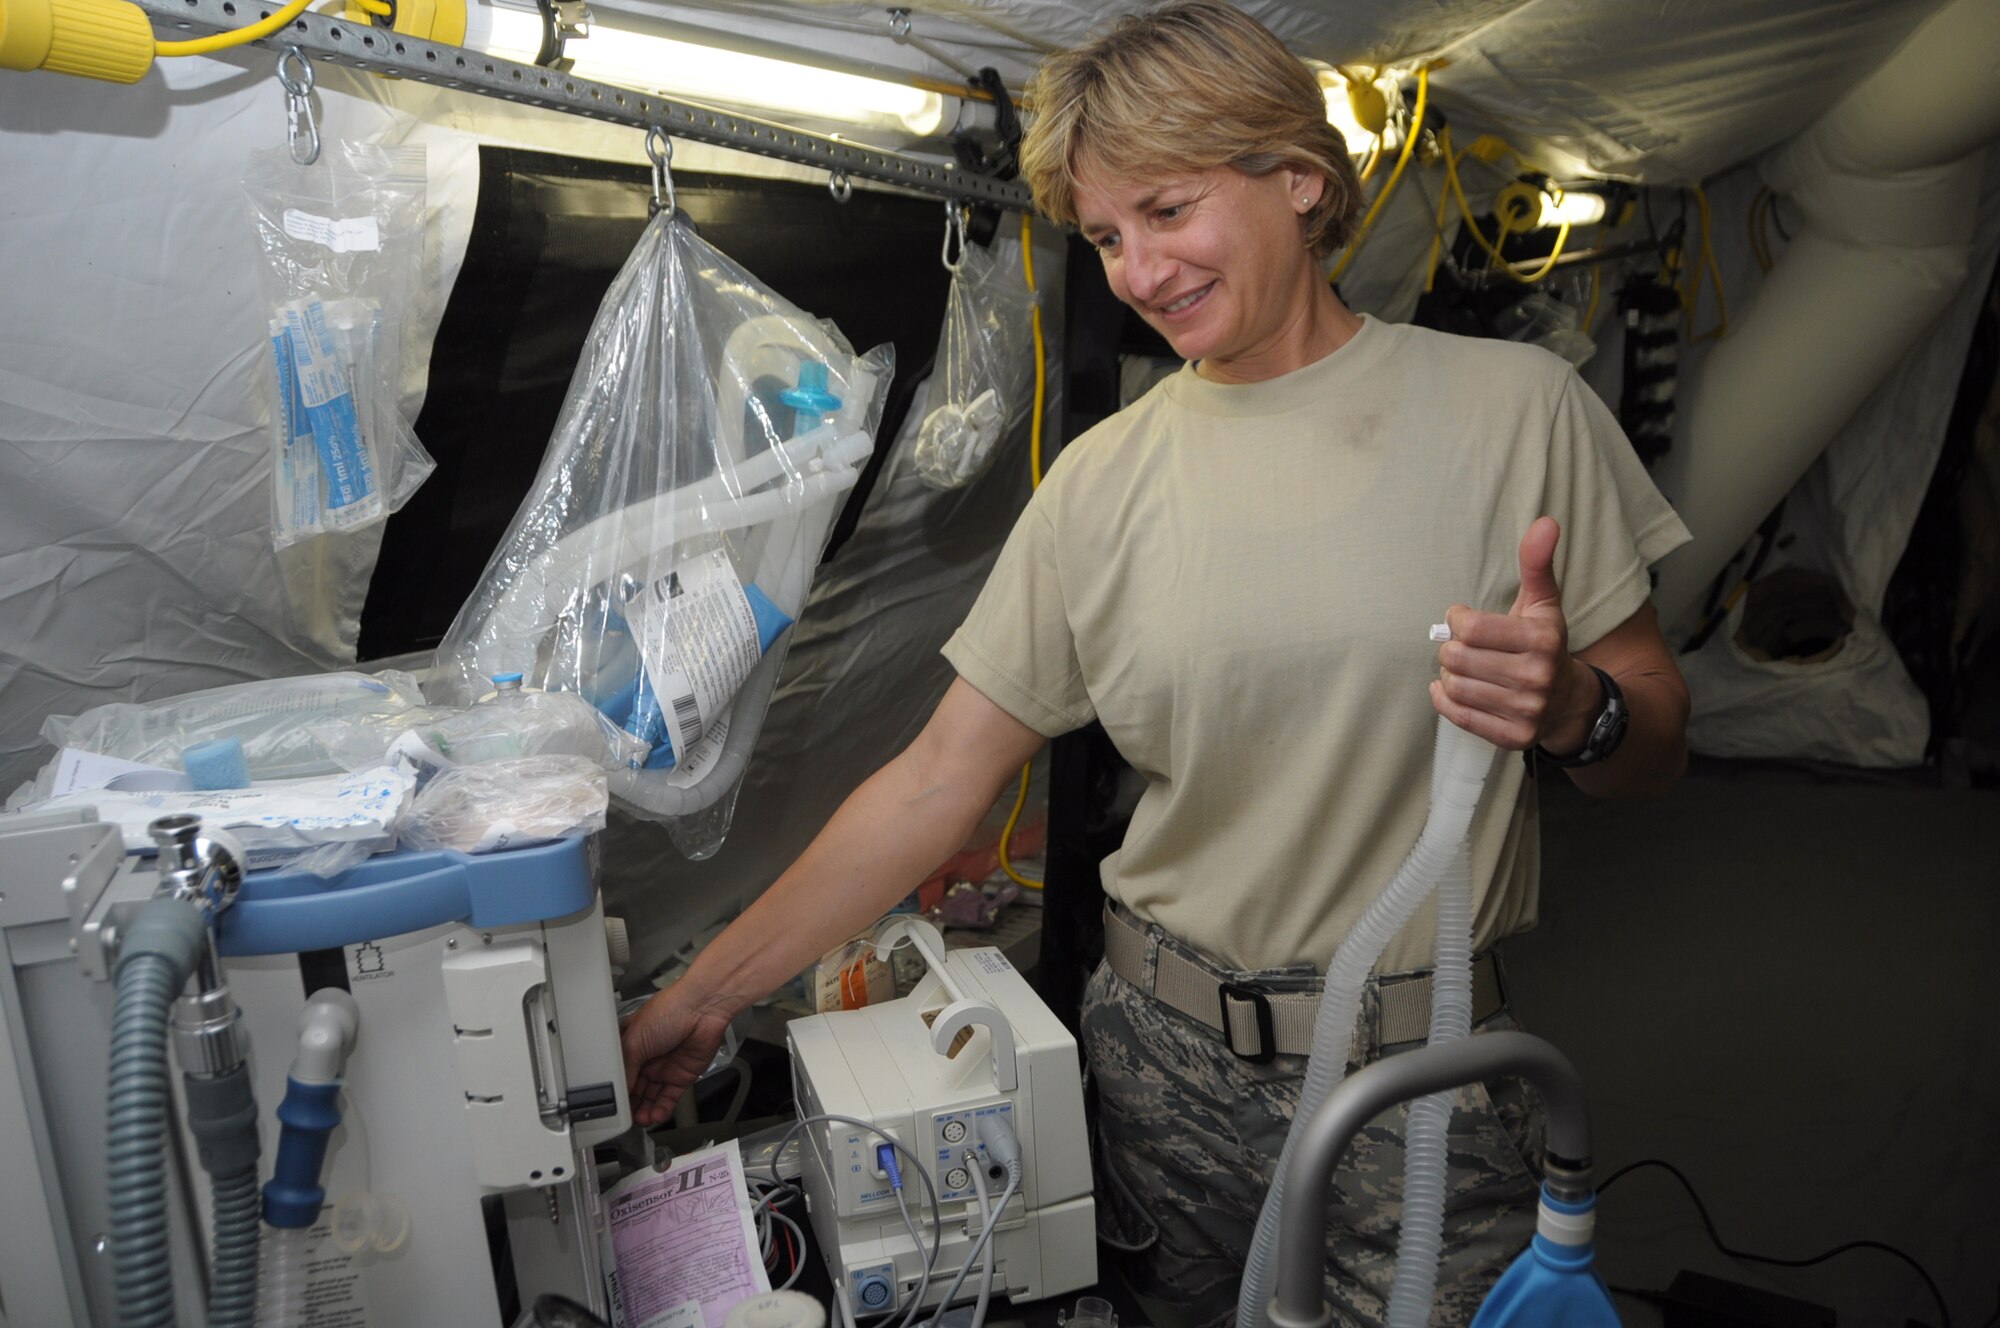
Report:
1535,1197,1595,1248
292,989,360,1085
1428,623,1453,643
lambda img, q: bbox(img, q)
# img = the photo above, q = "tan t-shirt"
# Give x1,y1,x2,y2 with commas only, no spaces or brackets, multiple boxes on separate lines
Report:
943,316,1690,973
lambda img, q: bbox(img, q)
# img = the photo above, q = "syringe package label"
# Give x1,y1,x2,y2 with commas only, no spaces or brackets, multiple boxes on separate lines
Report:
282,297,377,517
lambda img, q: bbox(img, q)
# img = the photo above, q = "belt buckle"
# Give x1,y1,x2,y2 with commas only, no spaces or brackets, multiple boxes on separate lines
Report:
1217,982,1276,1063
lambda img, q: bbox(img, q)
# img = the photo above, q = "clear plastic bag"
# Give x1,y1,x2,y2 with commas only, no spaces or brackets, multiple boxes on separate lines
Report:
432,210,892,858
1496,290,1597,368
398,755,608,854
912,230,1038,490
9,671,432,807
306,684,649,774
243,141,436,548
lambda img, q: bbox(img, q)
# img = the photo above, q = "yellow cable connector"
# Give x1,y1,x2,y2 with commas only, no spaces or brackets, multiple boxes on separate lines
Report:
2,0,154,83
382,0,462,44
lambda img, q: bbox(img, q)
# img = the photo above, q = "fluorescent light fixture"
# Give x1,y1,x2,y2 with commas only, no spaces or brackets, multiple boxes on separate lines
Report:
1540,187,1609,228
468,2,948,137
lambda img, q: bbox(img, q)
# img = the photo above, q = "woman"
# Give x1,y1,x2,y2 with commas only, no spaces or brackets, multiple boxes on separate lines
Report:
622,3,1691,1324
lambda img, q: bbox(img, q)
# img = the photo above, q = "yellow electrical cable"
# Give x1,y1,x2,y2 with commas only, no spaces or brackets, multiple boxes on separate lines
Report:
349,0,391,16
1357,134,1384,183
1686,182,1728,341
1327,62,1429,285
1022,210,1046,491
155,0,313,55
999,206,1048,893
1422,143,1457,293
1439,125,1571,284
997,761,1042,892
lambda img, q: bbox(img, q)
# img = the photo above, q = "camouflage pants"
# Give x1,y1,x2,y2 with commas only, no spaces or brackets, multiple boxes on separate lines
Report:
1082,946,1545,1328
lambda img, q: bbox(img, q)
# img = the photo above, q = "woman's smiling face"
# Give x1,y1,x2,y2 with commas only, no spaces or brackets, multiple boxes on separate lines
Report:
1073,160,1325,380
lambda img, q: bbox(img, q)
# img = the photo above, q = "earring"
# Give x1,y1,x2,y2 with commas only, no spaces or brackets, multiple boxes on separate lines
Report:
1301,196,1313,207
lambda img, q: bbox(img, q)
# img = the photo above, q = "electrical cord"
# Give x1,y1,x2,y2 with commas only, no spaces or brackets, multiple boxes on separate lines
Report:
769,1116,944,1311
923,1162,1020,1328
1437,125,1571,284
997,760,1043,891
154,0,312,55
964,1150,999,1328
992,207,1053,894
891,1175,942,1328
1684,183,1729,341
1327,63,1430,285
1597,1158,1951,1328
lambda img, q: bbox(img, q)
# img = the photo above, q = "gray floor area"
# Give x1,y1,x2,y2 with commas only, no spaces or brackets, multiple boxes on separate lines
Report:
1501,760,2000,1326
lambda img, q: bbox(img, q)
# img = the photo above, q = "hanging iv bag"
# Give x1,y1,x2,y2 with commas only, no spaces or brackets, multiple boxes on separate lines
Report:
433,209,892,858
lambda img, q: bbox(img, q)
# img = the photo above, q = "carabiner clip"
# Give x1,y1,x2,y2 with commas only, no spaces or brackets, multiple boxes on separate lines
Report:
941,200,968,274
646,126,675,218
277,47,320,167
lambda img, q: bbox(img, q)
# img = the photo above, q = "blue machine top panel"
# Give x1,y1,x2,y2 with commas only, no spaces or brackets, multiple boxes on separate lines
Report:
215,835,594,956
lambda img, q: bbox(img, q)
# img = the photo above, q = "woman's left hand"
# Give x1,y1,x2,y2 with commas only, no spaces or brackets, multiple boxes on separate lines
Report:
1431,517,1602,753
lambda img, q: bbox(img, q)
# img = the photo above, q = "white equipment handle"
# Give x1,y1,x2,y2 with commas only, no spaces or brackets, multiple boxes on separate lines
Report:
873,917,1017,1094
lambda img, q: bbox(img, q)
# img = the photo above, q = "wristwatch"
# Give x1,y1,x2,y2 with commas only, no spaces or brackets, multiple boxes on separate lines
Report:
1536,665,1628,767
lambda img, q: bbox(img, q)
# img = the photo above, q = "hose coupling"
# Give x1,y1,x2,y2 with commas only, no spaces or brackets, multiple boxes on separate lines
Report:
174,983,251,1077
148,814,245,924
1541,1156,1594,1205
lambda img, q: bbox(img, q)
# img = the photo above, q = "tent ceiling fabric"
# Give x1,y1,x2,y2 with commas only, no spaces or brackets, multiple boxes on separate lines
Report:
633,0,1946,182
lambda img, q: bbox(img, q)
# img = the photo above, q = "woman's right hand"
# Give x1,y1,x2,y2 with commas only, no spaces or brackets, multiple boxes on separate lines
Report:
621,986,736,1127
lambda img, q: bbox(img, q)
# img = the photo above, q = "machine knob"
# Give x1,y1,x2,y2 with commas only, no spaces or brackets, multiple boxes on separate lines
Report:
604,915,632,970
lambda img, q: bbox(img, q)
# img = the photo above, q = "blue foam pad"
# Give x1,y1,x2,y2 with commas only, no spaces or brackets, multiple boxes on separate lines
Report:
182,737,250,790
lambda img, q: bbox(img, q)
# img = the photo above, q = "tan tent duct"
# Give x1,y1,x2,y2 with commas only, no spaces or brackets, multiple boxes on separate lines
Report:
1651,0,2000,626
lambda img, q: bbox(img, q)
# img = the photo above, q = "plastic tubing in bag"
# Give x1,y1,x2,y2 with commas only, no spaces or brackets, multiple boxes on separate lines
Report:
12,671,431,808
431,210,891,856
913,234,1038,490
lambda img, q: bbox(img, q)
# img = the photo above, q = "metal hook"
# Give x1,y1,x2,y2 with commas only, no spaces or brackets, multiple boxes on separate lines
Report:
828,169,853,205
646,126,675,218
277,47,320,167
941,199,967,273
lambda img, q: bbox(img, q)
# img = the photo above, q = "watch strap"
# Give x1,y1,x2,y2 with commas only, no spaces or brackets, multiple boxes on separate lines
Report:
1537,665,1627,768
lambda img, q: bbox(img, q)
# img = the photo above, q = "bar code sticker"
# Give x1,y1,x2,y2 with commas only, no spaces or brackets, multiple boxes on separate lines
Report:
626,548,764,771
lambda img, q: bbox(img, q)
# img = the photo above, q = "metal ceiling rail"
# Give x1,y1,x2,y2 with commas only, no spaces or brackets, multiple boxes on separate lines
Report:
135,0,1036,210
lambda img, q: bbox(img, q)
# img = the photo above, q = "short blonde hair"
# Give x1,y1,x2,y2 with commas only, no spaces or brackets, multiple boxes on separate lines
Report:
1019,0,1364,259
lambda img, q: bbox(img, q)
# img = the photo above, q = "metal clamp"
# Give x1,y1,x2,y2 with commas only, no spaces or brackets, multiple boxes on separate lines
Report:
646,126,675,218
277,46,321,166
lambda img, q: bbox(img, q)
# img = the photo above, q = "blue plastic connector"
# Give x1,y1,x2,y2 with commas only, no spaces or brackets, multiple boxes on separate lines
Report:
262,1078,343,1229
491,671,524,685
779,361,842,437
1469,1188,1618,1326
876,1143,902,1189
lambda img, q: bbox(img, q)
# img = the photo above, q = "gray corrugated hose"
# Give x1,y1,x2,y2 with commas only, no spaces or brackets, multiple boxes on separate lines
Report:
108,900,204,1328
208,1163,262,1327
108,893,265,1328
